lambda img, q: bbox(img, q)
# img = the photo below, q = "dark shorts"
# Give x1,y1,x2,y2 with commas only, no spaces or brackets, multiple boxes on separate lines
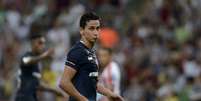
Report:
15,93,38,101
15,76,39,101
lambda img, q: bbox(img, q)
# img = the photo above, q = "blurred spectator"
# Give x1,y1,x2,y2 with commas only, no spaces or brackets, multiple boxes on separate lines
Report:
97,47,121,101
47,18,70,73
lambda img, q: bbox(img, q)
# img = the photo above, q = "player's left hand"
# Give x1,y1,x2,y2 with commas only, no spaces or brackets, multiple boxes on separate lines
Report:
109,93,124,101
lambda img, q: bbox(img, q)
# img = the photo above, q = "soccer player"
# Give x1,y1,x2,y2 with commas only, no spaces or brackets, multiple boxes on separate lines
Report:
59,12,124,101
15,34,62,101
97,47,121,101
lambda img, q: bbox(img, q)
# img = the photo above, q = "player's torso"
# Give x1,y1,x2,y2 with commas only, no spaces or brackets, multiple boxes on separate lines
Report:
70,42,99,101
17,52,41,94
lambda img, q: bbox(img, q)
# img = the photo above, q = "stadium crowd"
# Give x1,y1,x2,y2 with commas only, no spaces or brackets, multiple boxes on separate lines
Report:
0,0,201,101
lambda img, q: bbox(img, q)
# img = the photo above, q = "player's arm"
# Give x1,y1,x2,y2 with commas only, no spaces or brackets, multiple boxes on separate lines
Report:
59,66,88,101
22,48,53,65
97,83,124,101
37,80,63,96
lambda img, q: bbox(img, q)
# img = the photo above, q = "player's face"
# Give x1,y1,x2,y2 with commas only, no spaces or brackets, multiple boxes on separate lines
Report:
81,20,100,43
97,49,111,68
33,37,46,54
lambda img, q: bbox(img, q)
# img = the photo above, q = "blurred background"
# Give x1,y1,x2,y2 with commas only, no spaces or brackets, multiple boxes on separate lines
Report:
0,0,201,101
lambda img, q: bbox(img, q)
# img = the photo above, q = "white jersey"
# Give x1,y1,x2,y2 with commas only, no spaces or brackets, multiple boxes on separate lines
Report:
97,61,121,101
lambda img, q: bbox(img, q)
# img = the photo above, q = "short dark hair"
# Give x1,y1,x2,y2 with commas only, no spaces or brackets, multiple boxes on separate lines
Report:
80,12,100,28
29,33,43,40
99,47,113,55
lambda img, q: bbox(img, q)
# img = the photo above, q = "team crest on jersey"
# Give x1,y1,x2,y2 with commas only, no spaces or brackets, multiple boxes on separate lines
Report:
85,49,99,66
88,56,93,61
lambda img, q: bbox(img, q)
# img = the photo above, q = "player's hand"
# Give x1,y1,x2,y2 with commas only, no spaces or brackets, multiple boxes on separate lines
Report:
41,48,54,59
109,93,124,101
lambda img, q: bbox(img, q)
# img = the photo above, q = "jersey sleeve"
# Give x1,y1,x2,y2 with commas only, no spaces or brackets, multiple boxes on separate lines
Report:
20,53,32,66
65,49,84,71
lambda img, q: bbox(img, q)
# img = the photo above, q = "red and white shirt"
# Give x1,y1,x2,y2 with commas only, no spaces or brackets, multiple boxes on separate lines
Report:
97,61,121,101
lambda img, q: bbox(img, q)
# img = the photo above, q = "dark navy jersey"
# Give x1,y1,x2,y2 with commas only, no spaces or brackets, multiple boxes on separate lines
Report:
65,41,99,101
16,52,41,96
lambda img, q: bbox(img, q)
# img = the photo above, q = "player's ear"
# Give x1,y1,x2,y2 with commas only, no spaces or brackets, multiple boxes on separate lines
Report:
80,27,84,35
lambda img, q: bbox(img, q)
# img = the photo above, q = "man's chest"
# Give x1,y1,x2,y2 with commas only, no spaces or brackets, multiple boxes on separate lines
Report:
80,49,99,73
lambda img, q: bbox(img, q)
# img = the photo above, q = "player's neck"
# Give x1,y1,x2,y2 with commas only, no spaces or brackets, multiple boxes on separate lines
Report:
31,50,39,55
31,48,39,55
80,39,94,49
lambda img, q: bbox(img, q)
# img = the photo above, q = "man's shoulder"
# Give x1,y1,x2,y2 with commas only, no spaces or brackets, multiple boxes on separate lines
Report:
20,51,32,59
110,61,121,76
67,43,86,58
20,52,34,66
69,46,83,54
110,61,119,68
68,42,86,54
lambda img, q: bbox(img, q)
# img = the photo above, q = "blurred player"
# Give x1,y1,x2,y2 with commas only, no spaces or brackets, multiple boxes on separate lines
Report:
59,12,124,101
97,47,121,101
15,33,62,101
